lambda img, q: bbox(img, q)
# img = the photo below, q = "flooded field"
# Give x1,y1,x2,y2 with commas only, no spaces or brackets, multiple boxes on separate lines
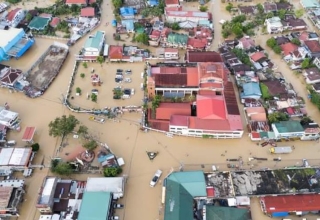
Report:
0,0,319,219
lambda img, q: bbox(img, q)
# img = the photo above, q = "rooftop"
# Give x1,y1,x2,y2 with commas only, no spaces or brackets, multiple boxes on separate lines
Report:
165,9,210,19
164,171,207,220
78,191,112,220
250,51,266,62
304,67,320,81
281,42,298,56
156,103,190,120
85,177,124,195
28,17,50,30
38,177,56,205
81,7,95,17
206,206,249,220
84,31,104,50
304,40,320,52
0,147,32,167
273,120,305,133
197,95,226,120
185,51,223,63
206,172,234,198
0,28,23,49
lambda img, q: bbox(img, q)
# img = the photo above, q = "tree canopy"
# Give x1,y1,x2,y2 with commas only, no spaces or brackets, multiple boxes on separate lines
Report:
103,167,122,177
83,140,98,151
135,33,149,45
268,112,289,123
50,159,73,176
48,115,79,137
231,48,252,66
31,143,40,152
96,56,104,66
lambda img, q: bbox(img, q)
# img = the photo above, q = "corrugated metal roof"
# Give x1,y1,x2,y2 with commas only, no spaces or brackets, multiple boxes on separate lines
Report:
224,81,241,115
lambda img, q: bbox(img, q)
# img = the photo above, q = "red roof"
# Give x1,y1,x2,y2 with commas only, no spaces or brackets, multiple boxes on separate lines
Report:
187,38,207,49
39,13,52,18
280,42,298,56
186,51,223,63
262,195,320,213
197,95,226,120
66,0,86,4
304,40,320,53
165,0,179,5
164,48,178,53
7,8,21,22
251,132,260,138
188,117,231,131
250,51,266,62
186,67,199,86
22,127,36,141
149,30,161,38
50,17,60,27
170,115,189,127
156,103,190,120
206,187,214,197
81,7,95,17
109,45,123,59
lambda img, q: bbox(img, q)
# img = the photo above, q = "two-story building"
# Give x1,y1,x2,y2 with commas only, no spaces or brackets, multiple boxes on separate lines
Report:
77,31,105,61
6,8,26,28
265,17,283,34
165,8,211,23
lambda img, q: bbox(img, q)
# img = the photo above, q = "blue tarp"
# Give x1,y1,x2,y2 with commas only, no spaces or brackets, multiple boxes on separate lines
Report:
121,19,134,32
148,0,159,6
271,212,289,217
97,154,114,163
112,20,117,27
120,7,137,16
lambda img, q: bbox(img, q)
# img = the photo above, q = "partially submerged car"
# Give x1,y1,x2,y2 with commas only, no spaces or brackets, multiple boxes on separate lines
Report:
150,169,162,187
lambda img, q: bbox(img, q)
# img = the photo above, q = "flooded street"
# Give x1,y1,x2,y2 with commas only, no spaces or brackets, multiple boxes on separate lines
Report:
0,0,319,219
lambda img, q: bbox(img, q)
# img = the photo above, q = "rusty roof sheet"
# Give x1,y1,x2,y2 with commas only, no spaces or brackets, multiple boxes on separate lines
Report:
155,74,187,87
224,81,240,115
0,187,13,208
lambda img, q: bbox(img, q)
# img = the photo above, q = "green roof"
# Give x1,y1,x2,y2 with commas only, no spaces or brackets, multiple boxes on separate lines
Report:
78,191,112,220
206,206,249,220
164,171,206,220
273,121,304,133
28,17,50,30
84,31,104,50
167,32,188,45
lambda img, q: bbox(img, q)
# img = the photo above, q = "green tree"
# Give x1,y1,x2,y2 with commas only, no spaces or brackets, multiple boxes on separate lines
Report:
31,143,40,152
25,13,33,22
277,9,287,20
232,23,243,38
260,83,271,99
225,3,233,12
291,38,301,46
295,9,304,18
301,58,311,69
171,22,180,30
231,48,252,66
268,112,289,123
232,15,246,23
266,37,277,48
76,87,81,94
83,62,88,68
256,3,264,14
200,5,208,12
78,125,88,136
83,140,98,151
80,73,85,78
273,45,282,54
135,33,149,45
96,56,104,66
48,115,79,137
151,95,161,110
112,0,123,8
266,12,274,18
54,162,73,176
91,93,97,102
103,167,123,177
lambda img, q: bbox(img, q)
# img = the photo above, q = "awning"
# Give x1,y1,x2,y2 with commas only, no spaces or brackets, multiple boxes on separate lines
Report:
104,44,109,57
22,127,36,142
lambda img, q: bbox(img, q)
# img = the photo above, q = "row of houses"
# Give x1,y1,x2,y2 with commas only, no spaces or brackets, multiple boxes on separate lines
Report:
218,37,320,141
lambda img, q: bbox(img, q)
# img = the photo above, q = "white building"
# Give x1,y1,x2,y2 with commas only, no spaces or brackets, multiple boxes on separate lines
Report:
165,9,211,23
0,107,20,130
85,177,125,199
265,17,283,34
80,31,105,60
6,8,26,28
164,48,179,59
0,148,33,170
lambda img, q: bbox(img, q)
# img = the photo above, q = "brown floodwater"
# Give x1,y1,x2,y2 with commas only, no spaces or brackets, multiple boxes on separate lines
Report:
0,0,320,219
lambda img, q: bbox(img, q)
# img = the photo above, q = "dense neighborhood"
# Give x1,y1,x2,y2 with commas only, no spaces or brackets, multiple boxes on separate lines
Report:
1,0,320,219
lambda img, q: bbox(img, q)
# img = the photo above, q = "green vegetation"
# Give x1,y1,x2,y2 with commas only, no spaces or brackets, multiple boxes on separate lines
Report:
260,83,271,99
199,5,208,12
171,22,180,31
276,9,287,20
135,33,149,45
96,56,104,66
80,73,85,78
91,93,97,102
231,48,252,66
301,58,314,69
295,9,304,18
77,125,88,136
266,37,282,54
225,3,233,12
35,1,81,16
151,95,161,111
76,87,81,94
25,13,33,22
221,15,254,38
309,90,320,110
31,143,40,152
48,115,79,138
112,0,123,8
51,160,73,176
291,38,301,46
56,20,70,33
113,88,123,99
103,167,123,177
141,0,165,17
83,62,88,68
268,112,289,123
83,140,98,151
7,0,21,4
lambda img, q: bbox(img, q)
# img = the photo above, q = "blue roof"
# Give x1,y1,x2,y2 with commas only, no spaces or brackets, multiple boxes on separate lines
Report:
121,19,134,32
242,82,262,96
301,0,320,8
148,0,159,6
120,7,137,16
97,154,115,163
84,31,104,49
78,191,112,220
